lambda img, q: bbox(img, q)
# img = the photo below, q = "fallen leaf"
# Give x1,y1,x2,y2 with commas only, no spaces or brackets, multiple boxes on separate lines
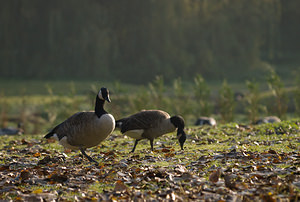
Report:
19,169,31,182
164,153,175,157
38,156,52,165
114,180,128,193
161,148,171,153
32,189,43,194
0,165,10,171
224,174,237,190
261,193,276,202
268,149,278,155
33,152,41,157
46,172,68,183
209,168,221,183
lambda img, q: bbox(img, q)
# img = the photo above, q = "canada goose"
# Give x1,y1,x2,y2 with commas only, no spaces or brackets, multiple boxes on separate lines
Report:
234,92,244,101
0,123,24,135
115,110,187,152
44,87,115,163
255,116,281,125
195,117,217,126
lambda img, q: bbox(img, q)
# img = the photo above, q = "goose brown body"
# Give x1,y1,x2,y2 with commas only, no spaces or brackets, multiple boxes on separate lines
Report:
120,110,175,139
44,87,115,163
255,116,281,125
116,110,186,152
51,112,115,150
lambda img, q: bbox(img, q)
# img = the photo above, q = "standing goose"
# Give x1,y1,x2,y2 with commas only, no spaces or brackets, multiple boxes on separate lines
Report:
44,87,115,163
115,110,186,152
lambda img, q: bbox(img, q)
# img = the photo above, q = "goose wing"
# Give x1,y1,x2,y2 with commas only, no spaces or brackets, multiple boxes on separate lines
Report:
45,112,93,140
120,110,169,133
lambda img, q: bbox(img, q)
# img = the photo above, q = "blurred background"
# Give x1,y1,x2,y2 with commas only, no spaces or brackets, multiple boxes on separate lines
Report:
1,0,299,83
0,0,299,134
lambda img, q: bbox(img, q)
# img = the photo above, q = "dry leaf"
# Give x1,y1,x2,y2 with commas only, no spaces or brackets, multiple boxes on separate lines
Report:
224,174,237,190
33,152,41,157
209,168,221,183
19,169,31,181
32,189,43,194
114,180,128,193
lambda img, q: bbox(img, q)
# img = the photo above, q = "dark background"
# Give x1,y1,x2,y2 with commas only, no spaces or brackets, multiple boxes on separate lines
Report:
1,0,299,84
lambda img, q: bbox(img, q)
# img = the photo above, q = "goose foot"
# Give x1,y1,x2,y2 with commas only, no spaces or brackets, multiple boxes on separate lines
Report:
80,148,98,164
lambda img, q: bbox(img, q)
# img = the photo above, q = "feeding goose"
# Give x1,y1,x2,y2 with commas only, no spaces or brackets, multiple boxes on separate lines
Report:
115,110,187,152
44,87,115,163
0,123,24,135
255,116,281,125
195,117,217,126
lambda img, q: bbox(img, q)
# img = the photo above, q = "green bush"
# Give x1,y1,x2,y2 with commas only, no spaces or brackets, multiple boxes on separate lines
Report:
245,80,266,123
294,76,300,117
148,75,168,109
218,80,235,123
193,74,212,117
267,69,288,119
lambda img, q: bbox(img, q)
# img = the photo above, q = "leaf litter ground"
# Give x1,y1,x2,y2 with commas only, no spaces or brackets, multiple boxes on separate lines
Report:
0,120,299,201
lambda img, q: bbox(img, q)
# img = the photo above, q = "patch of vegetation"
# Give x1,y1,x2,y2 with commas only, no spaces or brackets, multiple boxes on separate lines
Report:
267,69,289,119
0,120,299,201
1,68,300,134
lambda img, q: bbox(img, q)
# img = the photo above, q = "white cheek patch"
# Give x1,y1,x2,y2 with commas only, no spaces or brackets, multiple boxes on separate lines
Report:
124,129,144,139
98,90,102,99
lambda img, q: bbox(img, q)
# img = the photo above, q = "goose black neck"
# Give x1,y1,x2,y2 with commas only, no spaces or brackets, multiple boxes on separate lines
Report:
177,128,186,150
95,95,107,118
177,127,184,134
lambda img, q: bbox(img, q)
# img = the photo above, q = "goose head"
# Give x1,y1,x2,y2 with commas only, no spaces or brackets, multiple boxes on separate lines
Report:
170,115,187,150
98,87,111,103
95,87,111,118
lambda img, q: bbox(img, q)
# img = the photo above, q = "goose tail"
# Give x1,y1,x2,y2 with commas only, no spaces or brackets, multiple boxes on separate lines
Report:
44,131,54,139
44,122,63,139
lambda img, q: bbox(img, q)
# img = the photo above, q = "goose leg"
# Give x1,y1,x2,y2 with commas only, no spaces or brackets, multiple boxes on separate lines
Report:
80,148,98,164
131,140,140,153
150,139,154,151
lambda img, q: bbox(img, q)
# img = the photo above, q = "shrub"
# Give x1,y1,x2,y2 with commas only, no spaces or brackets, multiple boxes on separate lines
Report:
172,77,193,118
294,76,300,117
266,69,288,119
193,74,212,117
218,80,235,123
245,80,266,123
148,75,168,109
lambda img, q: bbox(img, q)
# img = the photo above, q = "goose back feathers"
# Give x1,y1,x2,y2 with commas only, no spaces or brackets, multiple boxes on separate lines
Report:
116,110,186,152
44,87,115,163
119,110,175,139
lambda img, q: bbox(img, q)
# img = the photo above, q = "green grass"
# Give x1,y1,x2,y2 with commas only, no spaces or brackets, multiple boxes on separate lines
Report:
0,119,299,201
1,79,299,132
1,79,299,200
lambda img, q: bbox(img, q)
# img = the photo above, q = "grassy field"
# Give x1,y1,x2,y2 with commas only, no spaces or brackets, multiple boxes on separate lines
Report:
0,120,299,201
0,79,299,200
1,78,299,132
